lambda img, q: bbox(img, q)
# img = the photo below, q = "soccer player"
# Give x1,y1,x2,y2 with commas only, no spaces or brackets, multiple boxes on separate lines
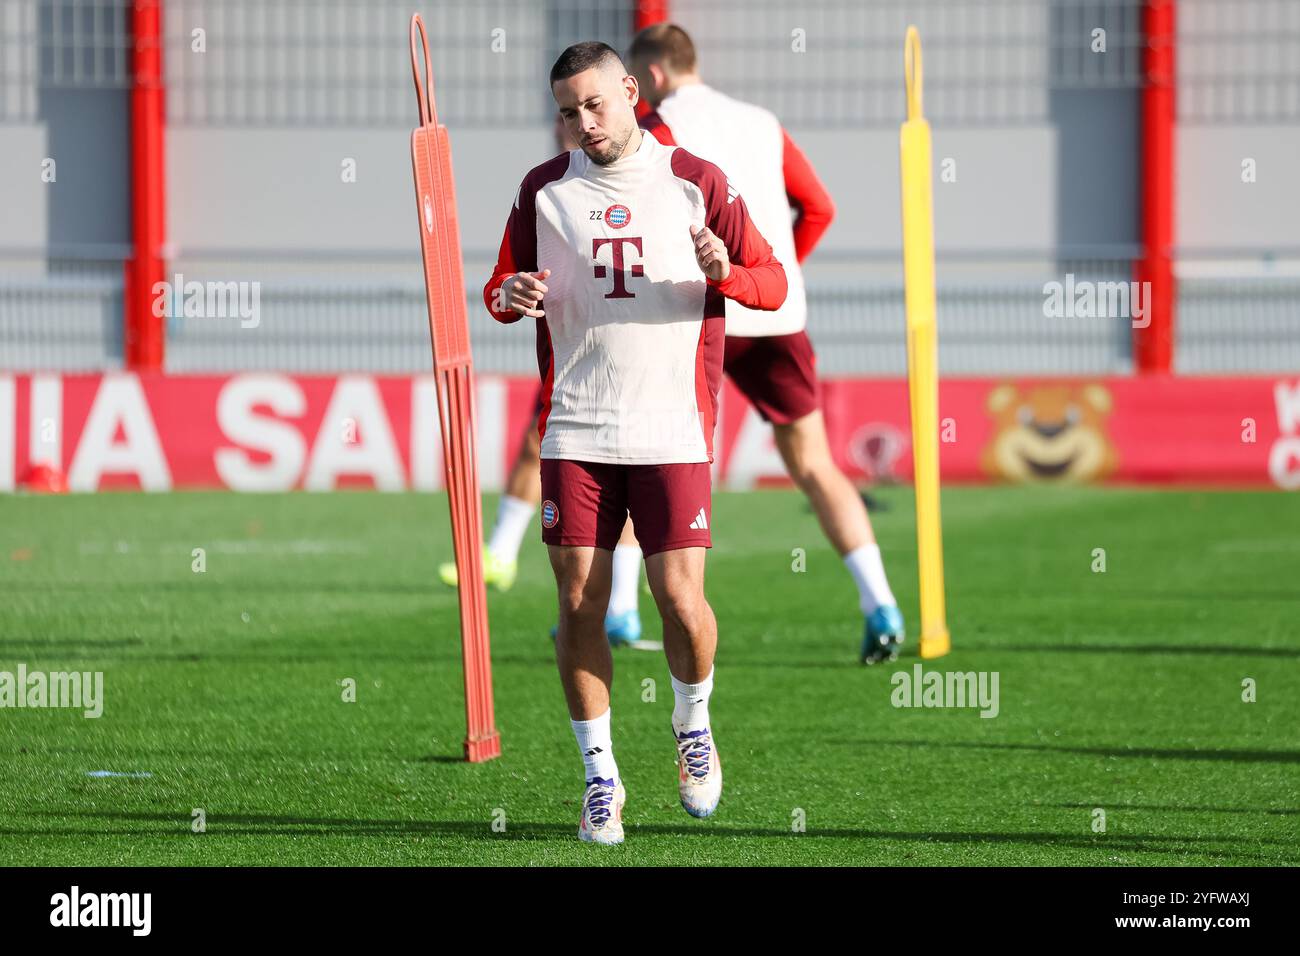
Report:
485,42,787,844
627,23,906,665
441,114,647,646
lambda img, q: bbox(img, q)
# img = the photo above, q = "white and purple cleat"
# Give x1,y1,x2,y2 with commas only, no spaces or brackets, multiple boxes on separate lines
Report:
675,728,722,818
578,777,626,845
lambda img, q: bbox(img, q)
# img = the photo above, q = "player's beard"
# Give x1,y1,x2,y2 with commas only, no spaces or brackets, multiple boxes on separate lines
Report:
583,123,634,166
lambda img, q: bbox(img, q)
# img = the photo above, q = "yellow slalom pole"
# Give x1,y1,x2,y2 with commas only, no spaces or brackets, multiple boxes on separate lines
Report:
899,27,951,660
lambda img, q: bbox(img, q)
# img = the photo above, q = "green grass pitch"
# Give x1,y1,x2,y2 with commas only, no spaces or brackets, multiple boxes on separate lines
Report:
1,486,1296,866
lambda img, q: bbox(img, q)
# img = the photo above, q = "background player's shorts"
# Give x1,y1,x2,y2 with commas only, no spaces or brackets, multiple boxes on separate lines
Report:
723,330,820,425
539,459,712,556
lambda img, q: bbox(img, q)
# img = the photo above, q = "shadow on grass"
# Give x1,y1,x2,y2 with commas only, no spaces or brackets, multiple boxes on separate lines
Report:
0,581,439,596
726,642,1300,666
996,643,1300,659
1051,802,1299,816
1101,588,1300,604
831,738,1300,764
0,638,145,651
11,810,1298,864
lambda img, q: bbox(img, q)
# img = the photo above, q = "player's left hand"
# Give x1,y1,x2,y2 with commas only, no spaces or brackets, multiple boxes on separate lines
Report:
690,224,730,282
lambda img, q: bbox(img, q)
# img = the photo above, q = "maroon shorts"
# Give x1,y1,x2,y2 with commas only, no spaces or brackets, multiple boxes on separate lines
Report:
723,330,820,425
539,459,712,556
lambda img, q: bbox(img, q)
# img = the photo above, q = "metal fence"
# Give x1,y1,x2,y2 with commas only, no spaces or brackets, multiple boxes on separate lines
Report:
161,0,635,127
7,0,1298,126
678,0,1145,128
7,253,1299,375
2,0,1298,376
143,252,1298,377
0,0,1153,128
158,271,1139,377
1179,0,1300,123
150,259,1300,377
0,1,130,121
1176,272,1300,373
0,262,123,370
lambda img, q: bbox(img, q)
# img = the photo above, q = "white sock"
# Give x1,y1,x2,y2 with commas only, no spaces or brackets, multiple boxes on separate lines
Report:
670,669,713,736
607,544,642,617
486,494,535,564
571,709,619,784
844,542,897,615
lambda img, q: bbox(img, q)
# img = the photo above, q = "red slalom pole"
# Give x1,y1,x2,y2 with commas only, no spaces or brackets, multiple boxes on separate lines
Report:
125,0,166,371
1134,0,1176,374
408,14,500,763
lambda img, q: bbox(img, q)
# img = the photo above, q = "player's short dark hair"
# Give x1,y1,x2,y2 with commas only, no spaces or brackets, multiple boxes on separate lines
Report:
549,41,626,86
627,23,697,74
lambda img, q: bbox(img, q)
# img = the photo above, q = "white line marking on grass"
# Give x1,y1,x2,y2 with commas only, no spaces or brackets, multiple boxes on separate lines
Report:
86,771,153,779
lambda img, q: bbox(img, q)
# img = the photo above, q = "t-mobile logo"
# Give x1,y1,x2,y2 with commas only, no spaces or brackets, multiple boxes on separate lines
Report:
592,236,644,299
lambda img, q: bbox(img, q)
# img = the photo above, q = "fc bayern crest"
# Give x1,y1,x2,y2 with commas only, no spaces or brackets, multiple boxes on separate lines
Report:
541,499,560,528
605,204,631,228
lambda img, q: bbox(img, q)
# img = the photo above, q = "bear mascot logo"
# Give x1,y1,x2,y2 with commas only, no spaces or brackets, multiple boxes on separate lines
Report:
981,383,1119,483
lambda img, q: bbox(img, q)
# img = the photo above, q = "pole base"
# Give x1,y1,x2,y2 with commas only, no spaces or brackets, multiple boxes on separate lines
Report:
464,732,502,763
919,629,951,660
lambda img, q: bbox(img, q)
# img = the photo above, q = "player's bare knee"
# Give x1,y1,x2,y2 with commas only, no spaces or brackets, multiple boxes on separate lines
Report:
657,587,707,636
786,458,818,492
556,583,605,624
790,451,837,495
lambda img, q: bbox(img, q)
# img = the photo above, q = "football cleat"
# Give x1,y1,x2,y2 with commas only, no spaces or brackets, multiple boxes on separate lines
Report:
438,547,517,593
675,728,722,818
603,608,642,647
549,609,643,647
578,777,626,845
861,604,906,664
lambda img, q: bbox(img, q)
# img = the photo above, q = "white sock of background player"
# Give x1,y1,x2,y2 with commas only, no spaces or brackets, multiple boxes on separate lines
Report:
486,494,534,564
843,542,897,615
607,543,642,618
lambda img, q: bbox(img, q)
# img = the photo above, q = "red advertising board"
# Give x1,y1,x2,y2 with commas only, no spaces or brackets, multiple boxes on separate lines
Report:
1,373,1297,491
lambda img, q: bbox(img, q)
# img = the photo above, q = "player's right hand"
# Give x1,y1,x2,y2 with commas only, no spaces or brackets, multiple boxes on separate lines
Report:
504,269,551,318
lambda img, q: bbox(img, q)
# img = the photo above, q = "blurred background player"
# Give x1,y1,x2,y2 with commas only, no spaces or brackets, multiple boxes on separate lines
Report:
440,113,647,646
486,41,786,843
627,23,905,665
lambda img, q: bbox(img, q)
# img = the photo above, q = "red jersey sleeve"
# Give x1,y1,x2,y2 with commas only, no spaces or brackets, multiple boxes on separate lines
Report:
670,149,787,311
483,188,533,324
483,153,569,323
707,203,787,311
781,128,835,263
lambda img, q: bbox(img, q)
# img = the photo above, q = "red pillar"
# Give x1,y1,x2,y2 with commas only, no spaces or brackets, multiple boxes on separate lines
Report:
634,0,668,31
1134,0,1176,373
124,0,166,371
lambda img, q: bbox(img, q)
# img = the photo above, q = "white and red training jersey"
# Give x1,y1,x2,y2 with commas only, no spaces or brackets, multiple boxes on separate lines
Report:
484,130,787,465
642,83,836,337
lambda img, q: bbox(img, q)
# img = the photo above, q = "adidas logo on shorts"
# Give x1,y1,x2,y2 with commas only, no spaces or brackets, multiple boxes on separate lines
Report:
689,508,709,531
